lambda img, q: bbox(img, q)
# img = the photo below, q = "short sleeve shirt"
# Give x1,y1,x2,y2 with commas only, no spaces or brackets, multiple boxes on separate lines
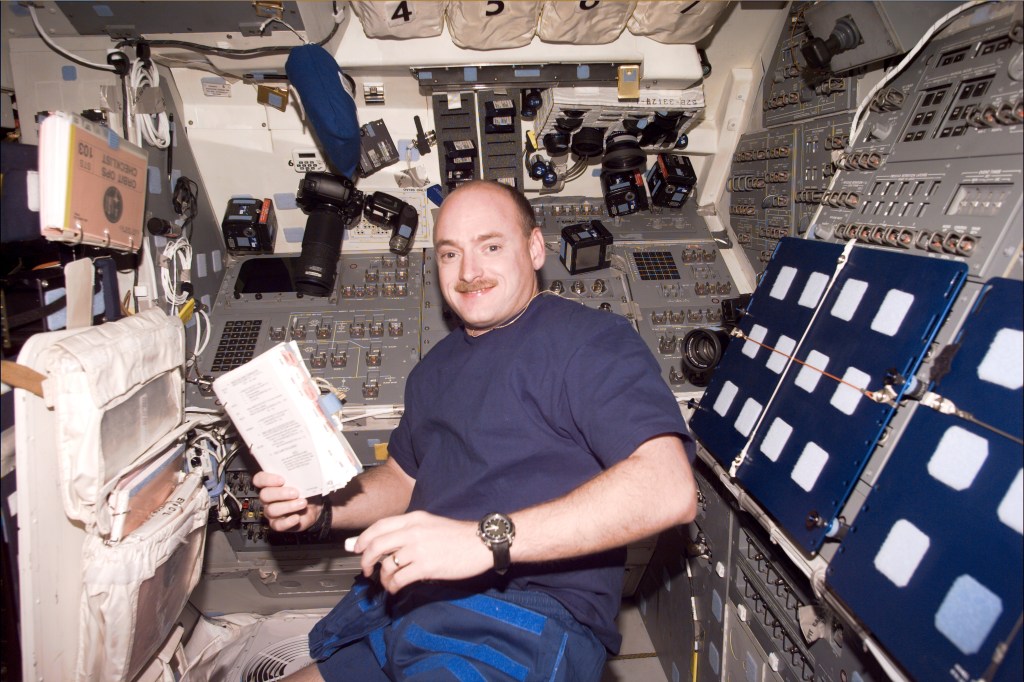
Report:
389,294,692,652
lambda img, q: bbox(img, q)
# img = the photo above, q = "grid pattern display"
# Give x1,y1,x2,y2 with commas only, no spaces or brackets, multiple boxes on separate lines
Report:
632,251,681,281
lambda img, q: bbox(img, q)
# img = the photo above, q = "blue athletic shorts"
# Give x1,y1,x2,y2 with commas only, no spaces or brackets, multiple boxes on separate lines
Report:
312,578,607,681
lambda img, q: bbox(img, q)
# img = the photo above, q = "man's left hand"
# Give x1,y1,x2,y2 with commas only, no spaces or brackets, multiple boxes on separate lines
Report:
351,510,494,593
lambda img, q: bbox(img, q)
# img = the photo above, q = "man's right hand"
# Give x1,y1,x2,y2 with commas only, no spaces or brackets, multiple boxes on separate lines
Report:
253,471,324,532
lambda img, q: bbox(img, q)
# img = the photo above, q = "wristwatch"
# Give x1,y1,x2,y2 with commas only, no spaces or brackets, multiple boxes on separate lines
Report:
478,512,515,575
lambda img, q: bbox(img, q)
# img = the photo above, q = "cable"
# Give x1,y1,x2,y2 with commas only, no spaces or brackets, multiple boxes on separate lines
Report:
729,328,1024,447
160,237,192,315
27,4,117,72
115,2,345,59
259,16,306,43
127,56,170,148
847,0,994,150
172,176,200,240
810,0,995,235
192,308,212,357
919,391,1024,446
562,155,591,183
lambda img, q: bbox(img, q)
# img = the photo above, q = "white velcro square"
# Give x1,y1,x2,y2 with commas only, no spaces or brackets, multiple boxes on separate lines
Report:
713,381,738,417
760,418,793,462
742,324,768,359
830,367,872,415
734,398,763,436
795,350,829,393
770,266,797,301
791,441,828,492
873,519,930,588
997,469,1023,535
766,335,795,374
977,328,1023,390
935,575,1003,655
928,426,988,491
798,271,829,308
831,278,868,321
870,289,915,337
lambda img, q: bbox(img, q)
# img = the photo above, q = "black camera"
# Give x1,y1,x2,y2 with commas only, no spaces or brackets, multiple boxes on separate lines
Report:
294,172,421,296
294,172,364,297
363,192,418,256
600,169,649,217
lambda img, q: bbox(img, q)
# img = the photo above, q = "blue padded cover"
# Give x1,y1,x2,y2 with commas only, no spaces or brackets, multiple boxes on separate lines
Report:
285,44,360,179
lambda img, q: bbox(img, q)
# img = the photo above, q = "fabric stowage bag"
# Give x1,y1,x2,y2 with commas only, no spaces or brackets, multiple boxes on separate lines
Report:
349,1,449,39
77,472,209,681
39,308,184,530
537,1,636,44
627,0,732,44
447,1,541,50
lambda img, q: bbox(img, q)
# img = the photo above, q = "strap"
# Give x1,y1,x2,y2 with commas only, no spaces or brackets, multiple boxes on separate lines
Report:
1,360,45,397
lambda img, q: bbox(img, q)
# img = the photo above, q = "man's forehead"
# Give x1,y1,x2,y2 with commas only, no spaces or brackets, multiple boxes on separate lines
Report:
435,191,521,242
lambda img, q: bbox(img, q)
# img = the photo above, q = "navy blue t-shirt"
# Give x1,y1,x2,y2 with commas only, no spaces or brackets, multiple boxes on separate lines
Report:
388,293,692,652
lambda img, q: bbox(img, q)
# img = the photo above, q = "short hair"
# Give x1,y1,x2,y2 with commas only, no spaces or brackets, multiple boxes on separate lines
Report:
447,180,537,238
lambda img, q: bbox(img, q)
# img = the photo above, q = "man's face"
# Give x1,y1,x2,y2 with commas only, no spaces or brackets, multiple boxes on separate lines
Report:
433,185,545,334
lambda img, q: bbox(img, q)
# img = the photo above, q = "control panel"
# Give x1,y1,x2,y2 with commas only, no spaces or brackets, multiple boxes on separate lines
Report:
192,252,425,417
761,1,859,127
810,8,1023,280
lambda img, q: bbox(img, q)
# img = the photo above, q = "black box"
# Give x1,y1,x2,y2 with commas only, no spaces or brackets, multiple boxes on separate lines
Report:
559,220,613,274
221,198,277,254
443,139,477,160
357,119,399,178
601,170,649,217
646,154,697,208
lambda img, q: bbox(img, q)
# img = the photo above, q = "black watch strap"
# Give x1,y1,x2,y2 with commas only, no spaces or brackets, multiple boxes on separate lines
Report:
303,500,332,541
492,539,511,575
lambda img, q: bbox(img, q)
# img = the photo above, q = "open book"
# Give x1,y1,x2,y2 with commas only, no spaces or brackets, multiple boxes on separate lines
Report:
212,341,363,498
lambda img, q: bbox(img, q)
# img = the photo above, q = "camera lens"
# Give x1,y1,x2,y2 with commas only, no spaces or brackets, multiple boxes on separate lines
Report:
680,328,731,386
543,131,571,156
602,131,645,172
294,172,364,297
295,208,345,296
554,116,584,133
571,127,604,158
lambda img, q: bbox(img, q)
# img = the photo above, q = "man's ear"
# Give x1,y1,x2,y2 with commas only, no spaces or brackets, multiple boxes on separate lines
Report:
529,227,545,270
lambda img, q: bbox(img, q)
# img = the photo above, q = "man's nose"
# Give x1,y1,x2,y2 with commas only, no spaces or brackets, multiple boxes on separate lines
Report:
460,252,482,281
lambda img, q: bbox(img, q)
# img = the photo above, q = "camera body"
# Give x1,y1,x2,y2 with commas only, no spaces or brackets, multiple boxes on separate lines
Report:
363,192,419,256
221,198,277,254
646,154,697,209
601,169,649,217
293,172,420,296
295,172,364,223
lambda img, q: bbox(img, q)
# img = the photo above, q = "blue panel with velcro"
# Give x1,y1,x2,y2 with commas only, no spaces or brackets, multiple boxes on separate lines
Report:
404,653,487,682
690,238,967,551
369,627,387,667
404,623,529,681
827,278,1023,682
450,594,547,635
285,44,360,178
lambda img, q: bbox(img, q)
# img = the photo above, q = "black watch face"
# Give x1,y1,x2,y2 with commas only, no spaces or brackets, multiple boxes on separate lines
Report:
481,514,512,542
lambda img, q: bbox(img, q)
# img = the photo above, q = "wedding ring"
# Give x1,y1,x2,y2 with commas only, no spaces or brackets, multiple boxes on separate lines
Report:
392,554,401,568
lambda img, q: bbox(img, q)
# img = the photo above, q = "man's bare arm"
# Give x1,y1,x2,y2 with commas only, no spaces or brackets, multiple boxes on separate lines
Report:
510,433,697,562
353,433,697,592
255,457,415,532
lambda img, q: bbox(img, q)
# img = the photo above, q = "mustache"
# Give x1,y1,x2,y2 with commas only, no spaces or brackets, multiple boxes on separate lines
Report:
455,279,497,293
